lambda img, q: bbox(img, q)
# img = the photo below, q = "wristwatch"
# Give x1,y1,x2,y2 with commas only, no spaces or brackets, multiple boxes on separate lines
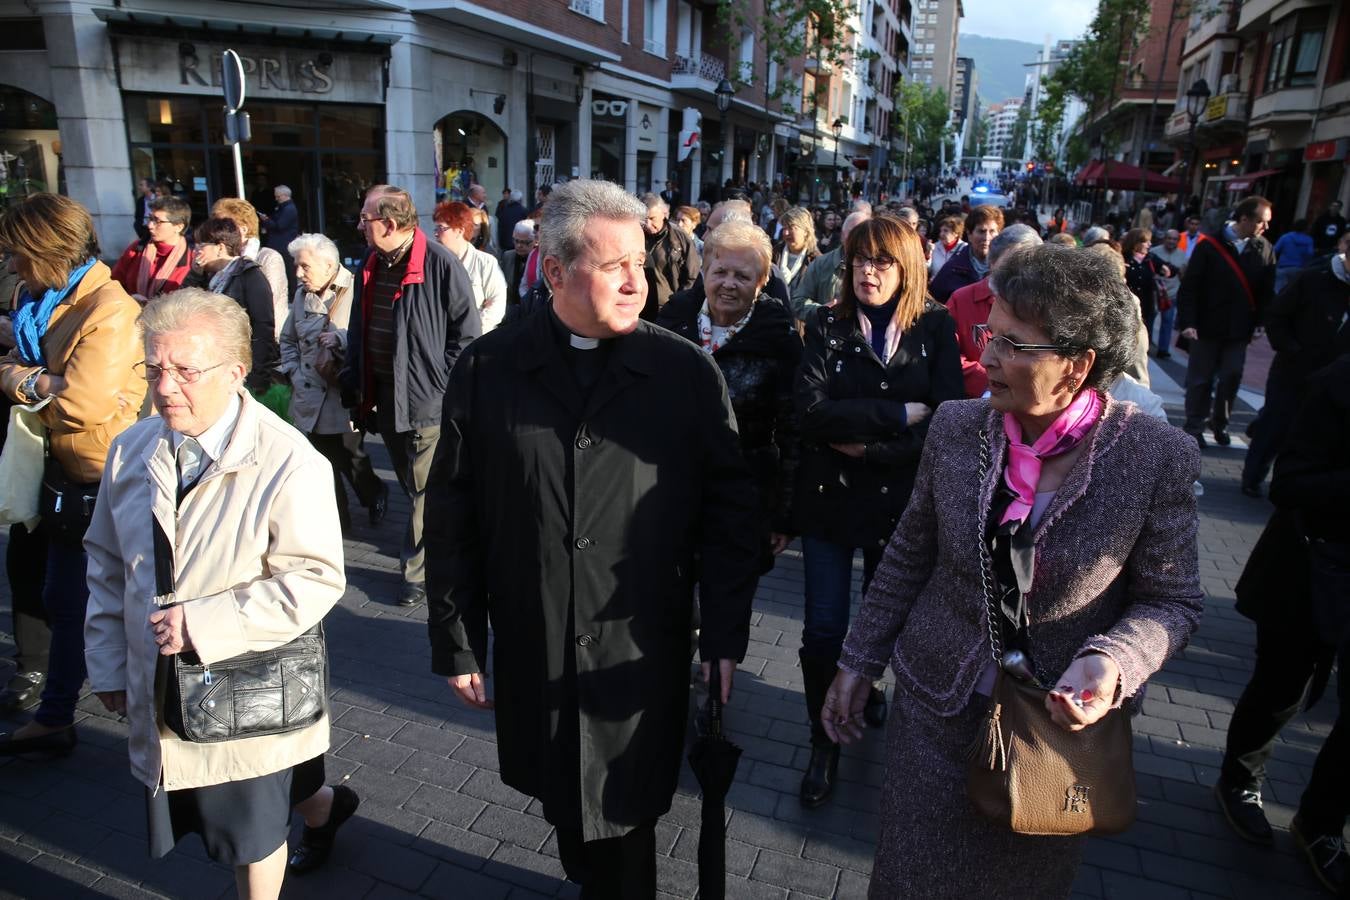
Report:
17,368,44,404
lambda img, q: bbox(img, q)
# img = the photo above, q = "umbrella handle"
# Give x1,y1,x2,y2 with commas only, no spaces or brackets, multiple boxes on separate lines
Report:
707,661,723,737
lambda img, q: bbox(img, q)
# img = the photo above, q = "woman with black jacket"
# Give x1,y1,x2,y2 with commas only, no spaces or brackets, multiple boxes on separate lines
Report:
656,219,802,569
793,214,963,807
1122,227,1171,352
192,216,279,396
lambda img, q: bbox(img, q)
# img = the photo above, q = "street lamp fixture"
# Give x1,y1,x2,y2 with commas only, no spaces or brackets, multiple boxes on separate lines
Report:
715,79,735,114
831,117,844,195
1184,78,1211,198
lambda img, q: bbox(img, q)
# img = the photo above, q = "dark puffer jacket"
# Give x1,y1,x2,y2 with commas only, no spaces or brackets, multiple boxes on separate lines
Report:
793,301,964,548
657,292,803,542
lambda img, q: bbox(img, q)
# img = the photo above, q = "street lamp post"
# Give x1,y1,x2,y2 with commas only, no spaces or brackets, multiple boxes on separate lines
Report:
1184,78,1211,203
831,117,843,203
715,78,735,195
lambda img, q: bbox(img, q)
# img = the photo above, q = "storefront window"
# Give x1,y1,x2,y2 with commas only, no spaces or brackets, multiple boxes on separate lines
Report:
434,112,508,204
0,85,59,206
124,93,384,260
590,93,627,184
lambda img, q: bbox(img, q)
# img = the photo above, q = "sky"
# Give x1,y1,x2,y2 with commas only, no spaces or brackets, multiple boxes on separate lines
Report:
960,0,1096,46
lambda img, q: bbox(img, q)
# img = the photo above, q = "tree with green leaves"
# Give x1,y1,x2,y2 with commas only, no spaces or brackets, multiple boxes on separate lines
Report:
890,79,951,180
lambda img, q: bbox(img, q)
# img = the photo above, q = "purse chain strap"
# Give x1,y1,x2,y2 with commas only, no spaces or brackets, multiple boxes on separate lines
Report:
976,428,1005,666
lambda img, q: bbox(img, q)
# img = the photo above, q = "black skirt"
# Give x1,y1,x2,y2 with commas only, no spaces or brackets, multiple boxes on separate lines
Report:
145,755,325,866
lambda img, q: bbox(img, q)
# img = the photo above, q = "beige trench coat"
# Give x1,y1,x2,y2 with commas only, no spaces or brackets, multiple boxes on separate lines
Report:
84,391,345,790
279,267,354,435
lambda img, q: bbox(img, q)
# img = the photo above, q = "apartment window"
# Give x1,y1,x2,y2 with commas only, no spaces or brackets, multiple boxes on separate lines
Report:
569,0,606,24
737,29,755,80
1264,8,1327,91
644,0,668,56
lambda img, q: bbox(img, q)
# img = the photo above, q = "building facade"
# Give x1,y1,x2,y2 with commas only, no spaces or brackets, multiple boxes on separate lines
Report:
1163,0,1348,227
908,0,960,99
0,0,919,256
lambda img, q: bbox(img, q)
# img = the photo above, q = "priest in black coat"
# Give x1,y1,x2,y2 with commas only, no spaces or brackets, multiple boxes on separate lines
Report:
425,179,761,898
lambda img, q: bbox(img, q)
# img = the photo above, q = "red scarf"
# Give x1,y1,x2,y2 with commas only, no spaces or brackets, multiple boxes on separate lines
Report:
136,239,187,299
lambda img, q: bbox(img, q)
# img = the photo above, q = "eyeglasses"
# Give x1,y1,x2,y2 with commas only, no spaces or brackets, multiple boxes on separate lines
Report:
135,362,225,384
972,324,1083,361
148,217,175,227
850,255,896,271
358,214,387,224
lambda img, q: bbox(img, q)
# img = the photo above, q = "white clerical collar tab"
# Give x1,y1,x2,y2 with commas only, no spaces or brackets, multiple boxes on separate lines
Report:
569,334,600,350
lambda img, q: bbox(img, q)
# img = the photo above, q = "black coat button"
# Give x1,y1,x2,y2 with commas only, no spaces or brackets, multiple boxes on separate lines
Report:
576,634,595,646
576,436,592,449
575,537,592,549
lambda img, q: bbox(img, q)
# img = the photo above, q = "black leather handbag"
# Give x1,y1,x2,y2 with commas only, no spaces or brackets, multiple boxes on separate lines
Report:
39,458,99,545
153,513,328,743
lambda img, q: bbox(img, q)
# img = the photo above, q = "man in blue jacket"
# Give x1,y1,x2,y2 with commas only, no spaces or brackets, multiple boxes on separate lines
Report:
345,185,481,607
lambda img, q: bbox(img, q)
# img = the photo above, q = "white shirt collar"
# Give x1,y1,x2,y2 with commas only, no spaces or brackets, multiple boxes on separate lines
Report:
172,391,242,466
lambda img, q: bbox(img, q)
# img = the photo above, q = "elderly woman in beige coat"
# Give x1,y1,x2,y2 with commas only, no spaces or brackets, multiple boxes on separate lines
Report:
84,289,356,899
280,233,387,533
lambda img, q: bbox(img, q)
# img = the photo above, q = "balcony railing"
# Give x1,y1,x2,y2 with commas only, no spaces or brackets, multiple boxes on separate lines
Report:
1163,91,1248,140
673,52,726,83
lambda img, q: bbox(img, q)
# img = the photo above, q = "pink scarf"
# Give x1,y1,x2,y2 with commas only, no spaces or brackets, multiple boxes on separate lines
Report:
136,239,187,299
999,389,1103,526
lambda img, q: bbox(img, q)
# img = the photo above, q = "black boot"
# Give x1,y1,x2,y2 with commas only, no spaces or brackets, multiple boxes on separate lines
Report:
799,651,840,808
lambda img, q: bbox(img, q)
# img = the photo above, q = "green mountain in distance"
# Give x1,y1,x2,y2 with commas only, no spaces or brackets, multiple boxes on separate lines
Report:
958,32,1045,112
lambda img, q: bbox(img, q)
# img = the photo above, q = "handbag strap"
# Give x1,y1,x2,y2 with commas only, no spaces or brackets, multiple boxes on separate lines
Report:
151,514,175,602
976,428,1005,666
1197,234,1256,312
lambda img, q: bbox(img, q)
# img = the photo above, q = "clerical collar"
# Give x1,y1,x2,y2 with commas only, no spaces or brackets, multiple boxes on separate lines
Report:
549,307,608,351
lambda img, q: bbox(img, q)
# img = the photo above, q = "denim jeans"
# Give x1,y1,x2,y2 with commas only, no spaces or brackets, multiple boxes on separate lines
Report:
34,538,91,728
1155,305,1177,355
801,536,884,661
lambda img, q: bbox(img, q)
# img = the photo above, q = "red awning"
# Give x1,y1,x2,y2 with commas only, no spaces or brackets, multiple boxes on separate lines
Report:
1074,159,1181,193
1225,169,1284,192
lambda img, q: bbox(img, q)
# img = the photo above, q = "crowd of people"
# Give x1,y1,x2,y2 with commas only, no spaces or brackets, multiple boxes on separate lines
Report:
0,170,1344,900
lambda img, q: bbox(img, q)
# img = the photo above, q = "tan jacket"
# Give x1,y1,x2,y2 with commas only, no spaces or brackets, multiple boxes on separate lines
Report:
84,391,345,790
0,262,146,482
279,267,354,435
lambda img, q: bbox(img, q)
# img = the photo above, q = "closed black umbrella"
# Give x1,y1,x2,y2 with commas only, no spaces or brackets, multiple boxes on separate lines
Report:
687,664,742,900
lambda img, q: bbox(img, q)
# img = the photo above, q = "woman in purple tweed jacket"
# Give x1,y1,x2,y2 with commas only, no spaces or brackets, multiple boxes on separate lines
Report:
823,245,1205,898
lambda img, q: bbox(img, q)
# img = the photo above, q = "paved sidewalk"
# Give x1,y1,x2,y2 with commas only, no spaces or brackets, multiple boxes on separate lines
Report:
0,382,1338,899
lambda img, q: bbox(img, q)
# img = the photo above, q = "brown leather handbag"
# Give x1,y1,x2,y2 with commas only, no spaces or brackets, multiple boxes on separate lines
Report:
966,430,1137,836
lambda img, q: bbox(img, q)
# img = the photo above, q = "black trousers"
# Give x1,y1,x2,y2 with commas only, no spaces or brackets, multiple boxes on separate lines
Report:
6,522,50,675
1221,618,1348,835
554,819,657,900
1183,337,1248,435
1241,366,1300,489
307,431,383,529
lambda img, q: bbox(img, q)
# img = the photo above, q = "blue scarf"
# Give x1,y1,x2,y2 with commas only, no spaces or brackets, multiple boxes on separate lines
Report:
13,257,98,366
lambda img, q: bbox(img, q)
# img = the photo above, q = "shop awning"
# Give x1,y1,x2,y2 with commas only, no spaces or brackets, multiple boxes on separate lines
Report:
1226,169,1283,192
96,8,401,46
1074,159,1181,193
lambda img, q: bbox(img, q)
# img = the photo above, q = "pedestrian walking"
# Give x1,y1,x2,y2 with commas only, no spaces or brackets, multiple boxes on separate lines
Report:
432,201,507,333
793,214,964,807
344,184,481,608
1216,350,1350,895
425,179,761,899
211,198,290,341
824,244,1204,898
930,206,1003,304
1121,227,1172,353
1272,219,1315,295
109,195,194,303
280,232,389,533
656,217,802,572
948,224,1042,398
771,207,819,299
192,217,280,399
1240,231,1350,496
1176,196,1277,448
1149,229,1187,358
639,192,700,317
0,194,145,757
83,289,355,899
927,214,966,279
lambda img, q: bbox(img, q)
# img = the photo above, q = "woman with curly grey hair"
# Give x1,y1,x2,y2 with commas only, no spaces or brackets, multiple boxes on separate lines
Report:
822,244,1204,898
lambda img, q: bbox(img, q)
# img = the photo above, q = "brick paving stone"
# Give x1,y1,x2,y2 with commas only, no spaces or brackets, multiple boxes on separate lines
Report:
0,409,1340,899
